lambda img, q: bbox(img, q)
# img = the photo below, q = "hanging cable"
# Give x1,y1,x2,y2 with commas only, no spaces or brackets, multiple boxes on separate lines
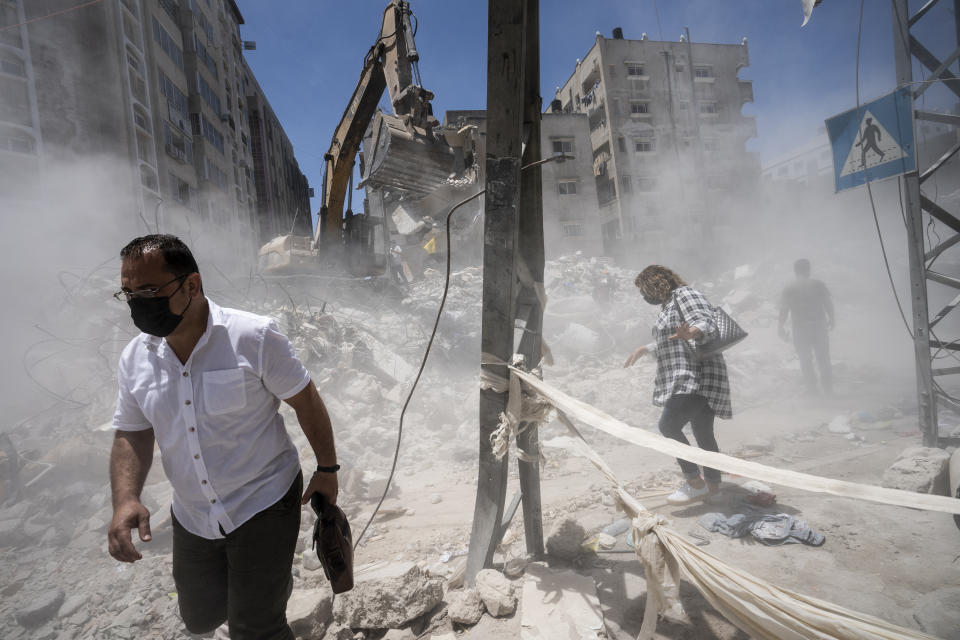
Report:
353,154,568,548
856,0,914,338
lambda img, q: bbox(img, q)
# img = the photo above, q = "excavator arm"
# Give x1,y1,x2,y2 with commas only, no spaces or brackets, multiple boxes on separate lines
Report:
316,0,446,247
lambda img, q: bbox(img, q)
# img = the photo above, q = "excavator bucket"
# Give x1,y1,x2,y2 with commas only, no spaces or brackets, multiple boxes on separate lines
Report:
362,112,456,198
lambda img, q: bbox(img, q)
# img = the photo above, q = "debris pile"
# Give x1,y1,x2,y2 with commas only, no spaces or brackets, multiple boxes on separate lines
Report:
0,252,950,639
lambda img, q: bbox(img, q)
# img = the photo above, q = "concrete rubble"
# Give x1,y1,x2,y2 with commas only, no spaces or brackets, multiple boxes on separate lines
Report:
446,587,485,625
0,254,952,639
881,446,952,495
333,562,443,629
474,568,517,617
545,518,586,561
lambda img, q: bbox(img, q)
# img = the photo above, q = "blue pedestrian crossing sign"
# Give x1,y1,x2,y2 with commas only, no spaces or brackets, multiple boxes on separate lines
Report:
825,87,916,192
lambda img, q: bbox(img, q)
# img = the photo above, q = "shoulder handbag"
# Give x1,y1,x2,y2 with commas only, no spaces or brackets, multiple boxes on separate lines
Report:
673,292,748,361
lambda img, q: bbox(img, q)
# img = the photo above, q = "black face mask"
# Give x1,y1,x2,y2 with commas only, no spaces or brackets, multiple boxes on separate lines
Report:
642,293,663,306
128,278,192,337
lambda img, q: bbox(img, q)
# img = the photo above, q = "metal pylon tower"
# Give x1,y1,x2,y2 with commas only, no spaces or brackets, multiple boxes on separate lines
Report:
891,0,960,446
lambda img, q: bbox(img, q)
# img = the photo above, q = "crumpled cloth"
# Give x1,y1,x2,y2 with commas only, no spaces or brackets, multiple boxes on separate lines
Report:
700,512,825,546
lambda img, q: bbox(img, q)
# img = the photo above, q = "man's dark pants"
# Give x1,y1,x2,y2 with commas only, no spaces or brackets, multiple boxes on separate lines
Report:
793,323,832,393
657,394,720,483
172,471,302,640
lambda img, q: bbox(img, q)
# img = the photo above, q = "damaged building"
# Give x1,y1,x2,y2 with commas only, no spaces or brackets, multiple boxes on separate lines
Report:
554,28,760,265
0,0,309,250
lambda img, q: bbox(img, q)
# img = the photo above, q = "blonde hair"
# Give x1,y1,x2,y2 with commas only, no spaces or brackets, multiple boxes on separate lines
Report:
635,265,687,302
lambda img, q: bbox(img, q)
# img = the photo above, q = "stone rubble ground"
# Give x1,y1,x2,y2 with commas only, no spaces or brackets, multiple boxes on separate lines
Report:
1,254,958,639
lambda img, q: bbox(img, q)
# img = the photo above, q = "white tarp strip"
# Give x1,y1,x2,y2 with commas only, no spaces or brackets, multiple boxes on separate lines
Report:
542,402,941,640
510,367,960,516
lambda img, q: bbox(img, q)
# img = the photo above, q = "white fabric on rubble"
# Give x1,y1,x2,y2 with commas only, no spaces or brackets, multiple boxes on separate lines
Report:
510,367,960,517
512,368,946,640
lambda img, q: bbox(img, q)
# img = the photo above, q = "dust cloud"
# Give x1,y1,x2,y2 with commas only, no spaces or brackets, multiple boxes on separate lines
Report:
2,21,960,640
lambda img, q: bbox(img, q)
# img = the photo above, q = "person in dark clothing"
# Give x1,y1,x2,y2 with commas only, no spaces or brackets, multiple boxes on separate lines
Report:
625,265,732,505
778,259,835,395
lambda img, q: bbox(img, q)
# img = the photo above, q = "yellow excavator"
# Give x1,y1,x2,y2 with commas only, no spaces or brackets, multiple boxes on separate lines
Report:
258,1,473,276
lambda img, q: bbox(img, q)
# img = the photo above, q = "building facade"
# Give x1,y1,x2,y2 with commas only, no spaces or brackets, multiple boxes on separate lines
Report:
244,63,312,241
0,0,43,183
0,0,309,255
540,111,604,257
555,28,759,266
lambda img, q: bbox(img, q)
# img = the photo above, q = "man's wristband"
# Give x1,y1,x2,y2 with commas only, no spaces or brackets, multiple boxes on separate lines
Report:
315,464,340,473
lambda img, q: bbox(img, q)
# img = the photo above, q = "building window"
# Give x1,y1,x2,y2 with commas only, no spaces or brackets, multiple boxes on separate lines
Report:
158,0,178,23
162,121,192,163
200,114,225,154
626,62,645,76
204,156,228,189
0,55,25,77
557,180,578,195
562,223,584,236
617,136,626,152
170,172,191,204
699,102,719,114
140,166,159,192
703,138,718,152
637,177,657,191
694,66,714,79
630,101,649,115
196,71,221,114
675,63,685,73
152,17,184,70
158,68,189,129
620,175,632,193
552,138,574,156
194,35,218,79
634,138,655,152
0,128,35,154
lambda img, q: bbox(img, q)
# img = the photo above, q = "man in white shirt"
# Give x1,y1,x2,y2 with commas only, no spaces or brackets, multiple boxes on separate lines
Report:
107,235,338,639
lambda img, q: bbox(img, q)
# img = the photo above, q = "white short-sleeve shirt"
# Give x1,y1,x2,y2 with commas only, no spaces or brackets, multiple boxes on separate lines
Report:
113,299,311,539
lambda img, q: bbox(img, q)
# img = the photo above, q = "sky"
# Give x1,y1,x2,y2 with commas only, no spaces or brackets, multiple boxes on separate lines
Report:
233,0,958,227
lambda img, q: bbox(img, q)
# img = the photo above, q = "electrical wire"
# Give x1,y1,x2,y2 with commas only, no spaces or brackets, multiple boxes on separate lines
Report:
351,188,484,549
352,153,568,548
856,0,914,339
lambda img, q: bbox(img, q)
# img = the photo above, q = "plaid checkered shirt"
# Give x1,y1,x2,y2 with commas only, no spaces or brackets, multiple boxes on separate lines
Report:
646,286,732,419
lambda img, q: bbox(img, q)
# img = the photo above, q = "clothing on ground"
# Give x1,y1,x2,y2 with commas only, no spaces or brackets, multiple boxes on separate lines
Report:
699,512,825,546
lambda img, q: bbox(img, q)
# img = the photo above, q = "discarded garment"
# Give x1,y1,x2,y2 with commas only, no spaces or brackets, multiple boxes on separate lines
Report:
699,512,825,546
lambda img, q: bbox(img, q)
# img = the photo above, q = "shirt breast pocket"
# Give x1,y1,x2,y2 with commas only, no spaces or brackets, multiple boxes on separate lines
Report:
203,368,247,416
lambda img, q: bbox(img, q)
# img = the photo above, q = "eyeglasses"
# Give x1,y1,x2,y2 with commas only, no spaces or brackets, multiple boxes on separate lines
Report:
113,275,187,302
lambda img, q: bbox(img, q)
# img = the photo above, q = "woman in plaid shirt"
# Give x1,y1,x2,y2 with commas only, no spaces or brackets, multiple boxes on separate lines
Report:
624,265,732,505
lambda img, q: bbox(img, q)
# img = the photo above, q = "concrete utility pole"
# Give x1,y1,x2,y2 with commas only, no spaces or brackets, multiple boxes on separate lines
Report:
467,0,545,584
890,0,960,446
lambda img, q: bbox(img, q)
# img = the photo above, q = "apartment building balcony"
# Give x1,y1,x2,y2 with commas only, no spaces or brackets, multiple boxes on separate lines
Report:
738,80,754,104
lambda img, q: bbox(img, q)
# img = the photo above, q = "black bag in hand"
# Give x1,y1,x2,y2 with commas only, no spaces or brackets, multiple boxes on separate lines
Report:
310,493,354,594
674,293,748,361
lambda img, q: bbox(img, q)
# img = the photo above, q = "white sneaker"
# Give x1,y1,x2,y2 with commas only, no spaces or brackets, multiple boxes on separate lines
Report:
667,482,710,505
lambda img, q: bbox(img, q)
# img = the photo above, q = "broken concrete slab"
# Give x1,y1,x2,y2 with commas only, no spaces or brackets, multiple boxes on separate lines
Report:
15,588,64,628
287,586,333,638
333,562,443,629
447,587,484,625
881,446,951,495
546,518,586,561
520,562,604,640
475,569,516,618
